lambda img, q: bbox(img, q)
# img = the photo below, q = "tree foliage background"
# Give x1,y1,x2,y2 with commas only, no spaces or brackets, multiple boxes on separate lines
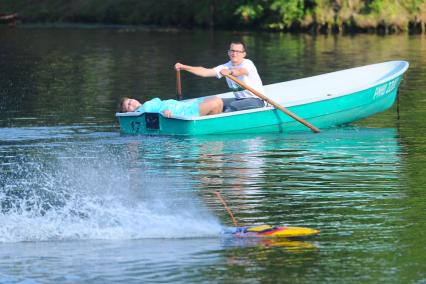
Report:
2,0,426,33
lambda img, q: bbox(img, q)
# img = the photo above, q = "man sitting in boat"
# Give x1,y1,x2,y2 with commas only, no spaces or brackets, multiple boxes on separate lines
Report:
175,40,265,112
119,96,223,118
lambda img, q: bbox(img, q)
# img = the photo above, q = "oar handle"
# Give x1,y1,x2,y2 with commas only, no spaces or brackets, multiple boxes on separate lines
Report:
176,70,183,100
225,74,320,133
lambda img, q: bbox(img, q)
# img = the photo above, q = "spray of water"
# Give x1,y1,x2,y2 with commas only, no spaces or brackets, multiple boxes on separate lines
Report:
0,143,221,242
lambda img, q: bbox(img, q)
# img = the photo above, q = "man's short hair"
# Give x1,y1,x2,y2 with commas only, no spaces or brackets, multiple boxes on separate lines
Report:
119,97,130,112
230,40,247,54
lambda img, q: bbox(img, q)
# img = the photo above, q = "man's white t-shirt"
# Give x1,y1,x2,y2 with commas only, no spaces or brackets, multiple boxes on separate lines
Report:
214,59,264,99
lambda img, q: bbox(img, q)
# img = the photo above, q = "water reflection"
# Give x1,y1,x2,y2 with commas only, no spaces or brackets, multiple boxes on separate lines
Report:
1,126,401,240
0,119,418,282
114,127,403,240
1,28,425,129
2,26,426,283
0,235,319,283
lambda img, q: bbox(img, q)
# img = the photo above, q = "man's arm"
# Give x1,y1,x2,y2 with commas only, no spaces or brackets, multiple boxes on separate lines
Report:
175,63,217,77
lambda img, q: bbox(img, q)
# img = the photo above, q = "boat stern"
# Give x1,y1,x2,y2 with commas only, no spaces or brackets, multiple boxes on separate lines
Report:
116,112,195,135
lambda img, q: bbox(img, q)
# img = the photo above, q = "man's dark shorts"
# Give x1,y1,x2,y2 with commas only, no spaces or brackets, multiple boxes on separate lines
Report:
222,98,265,112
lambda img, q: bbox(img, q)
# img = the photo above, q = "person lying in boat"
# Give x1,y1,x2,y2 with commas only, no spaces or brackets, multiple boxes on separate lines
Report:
175,40,265,112
119,96,223,118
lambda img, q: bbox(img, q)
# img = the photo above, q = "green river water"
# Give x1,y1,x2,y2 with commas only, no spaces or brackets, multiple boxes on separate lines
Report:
1,26,426,283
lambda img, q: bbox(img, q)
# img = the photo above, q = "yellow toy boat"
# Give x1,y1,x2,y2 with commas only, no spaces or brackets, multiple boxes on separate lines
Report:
224,225,320,238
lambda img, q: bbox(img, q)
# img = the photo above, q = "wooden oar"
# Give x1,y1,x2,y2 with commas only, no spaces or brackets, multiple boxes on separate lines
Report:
176,70,183,100
215,191,238,226
225,74,320,133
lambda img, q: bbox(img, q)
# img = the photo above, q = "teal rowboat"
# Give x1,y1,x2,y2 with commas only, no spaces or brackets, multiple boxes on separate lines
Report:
116,61,409,135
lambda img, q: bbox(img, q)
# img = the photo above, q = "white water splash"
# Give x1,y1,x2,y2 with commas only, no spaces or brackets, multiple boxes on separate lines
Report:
0,145,222,242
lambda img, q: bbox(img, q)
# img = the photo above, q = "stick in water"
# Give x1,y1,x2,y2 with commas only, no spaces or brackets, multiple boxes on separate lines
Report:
215,191,238,226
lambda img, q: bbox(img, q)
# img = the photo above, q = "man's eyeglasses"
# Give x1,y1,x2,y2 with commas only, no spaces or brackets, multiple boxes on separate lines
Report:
228,49,245,54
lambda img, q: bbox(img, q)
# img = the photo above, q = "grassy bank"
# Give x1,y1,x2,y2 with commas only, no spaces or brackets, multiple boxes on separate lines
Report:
1,0,425,34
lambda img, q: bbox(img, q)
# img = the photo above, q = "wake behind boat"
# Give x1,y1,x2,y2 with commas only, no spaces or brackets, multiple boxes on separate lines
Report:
116,61,409,135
